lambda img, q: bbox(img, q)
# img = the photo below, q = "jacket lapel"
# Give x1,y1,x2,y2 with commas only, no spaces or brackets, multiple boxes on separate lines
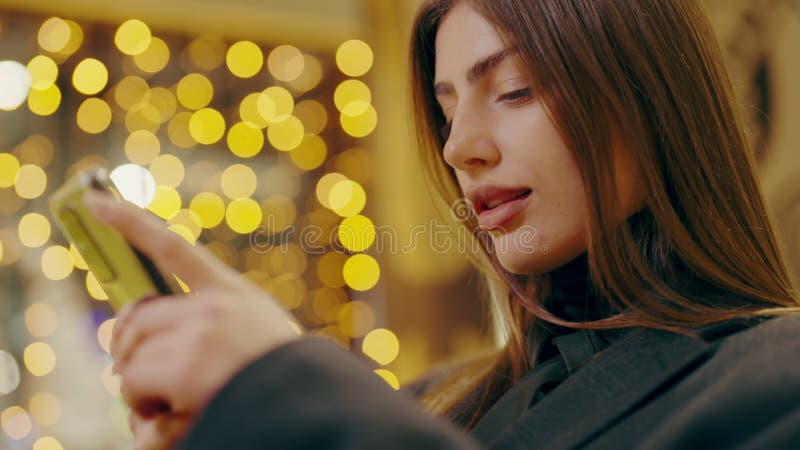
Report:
488,328,713,450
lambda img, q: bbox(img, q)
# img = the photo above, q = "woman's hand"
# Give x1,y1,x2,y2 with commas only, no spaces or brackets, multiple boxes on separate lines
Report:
84,191,302,445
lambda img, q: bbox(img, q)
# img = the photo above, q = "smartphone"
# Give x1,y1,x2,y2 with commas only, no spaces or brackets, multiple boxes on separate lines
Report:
49,167,179,311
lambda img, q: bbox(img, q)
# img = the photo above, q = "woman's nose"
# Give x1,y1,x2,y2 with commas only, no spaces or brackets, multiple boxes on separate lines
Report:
442,110,501,171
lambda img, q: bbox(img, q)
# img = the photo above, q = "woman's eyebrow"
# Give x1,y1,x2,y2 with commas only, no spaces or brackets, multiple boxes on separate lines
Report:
434,48,513,96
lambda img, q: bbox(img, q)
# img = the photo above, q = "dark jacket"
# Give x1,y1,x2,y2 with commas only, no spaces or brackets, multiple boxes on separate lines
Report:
177,314,800,449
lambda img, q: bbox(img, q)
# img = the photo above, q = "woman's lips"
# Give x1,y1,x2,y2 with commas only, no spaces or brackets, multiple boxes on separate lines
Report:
477,190,531,230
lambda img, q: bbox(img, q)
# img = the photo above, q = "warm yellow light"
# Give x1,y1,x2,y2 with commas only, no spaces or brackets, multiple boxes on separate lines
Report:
115,19,152,56
24,303,58,338
133,36,169,73
239,92,270,129
226,41,263,78
149,154,185,187
41,245,73,281
329,179,366,217
269,274,307,310
363,329,400,365
97,318,115,353
37,17,70,53
147,185,181,219
290,134,327,171
267,115,304,151
225,198,262,234
227,121,264,158
187,34,227,72
86,271,109,300
261,195,297,233
190,192,226,228
58,20,83,57
343,254,380,291
0,60,31,111
294,100,328,135
29,392,61,428
72,58,108,95
124,130,160,165
220,164,257,199
0,153,20,188
315,173,348,209
15,164,48,199
189,108,226,144
335,147,372,185
109,163,156,208
18,213,51,248
177,73,213,110
27,84,61,116
338,215,375,252
76,98,112,134
1,406,32,440
33,436,64,450
125,104,160,133
168,210,203,242
311,287,347,322
114,75,149,110
69,243,88,270
268,45,304,82
373,369,400,390
288,55,322,93
23,342,56,377
16,135,54,168
340,105,378,138
148,86,177,123
26,55,58,90
336,39,373,77
316,252,347,288
334,79,371,116
338,300,376,337
168,111,197,148
257,86,294,124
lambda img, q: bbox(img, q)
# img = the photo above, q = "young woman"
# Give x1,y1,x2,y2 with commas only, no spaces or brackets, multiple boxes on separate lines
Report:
90,0,800,448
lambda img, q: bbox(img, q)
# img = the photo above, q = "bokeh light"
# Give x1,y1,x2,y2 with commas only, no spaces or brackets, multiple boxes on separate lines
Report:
294,99,328,135
227,121,264,158
288,55,323,93
115,19,152,56
41,245,73,281
0,153,21,187
338,300,376,337
257,86,294,124
86,271,109,300
0,60,31,111
225,198,262,234
1,406,32,440
0,350,21,395
97,318,115,353
316,251,347,288
76,98,112,134
239,92,271,129
124,130,161,165
220,164,257,199
190,192,226,228
114,75,149,110
315,172,348,209
336,39,373,77
334,79,371,116
24,342,56,377
267,115,305,151
363,328,400,365
133,36,170,73
33,436,64,450
72,58,108,95
168,111,197,148
177,73,213,110
110,163,157,207
342,253,380,291
338,215,375,252
186,34,226,72
27,83,61,116
26,55,58,89
226,41,263,78
340,104,378,138
25,303,58,338
147,185,182,219
189,108,226,144
261,195,297,233
329,179,366,217
374,369,400,390
149,154,185,187
290,134,327,171
37,17,70,53
18,213,51,248
29,392,61,428
268,45,304,82
15,164,48,199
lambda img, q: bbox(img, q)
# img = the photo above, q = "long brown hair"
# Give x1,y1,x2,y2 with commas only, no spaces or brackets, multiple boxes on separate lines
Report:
409,0,799,429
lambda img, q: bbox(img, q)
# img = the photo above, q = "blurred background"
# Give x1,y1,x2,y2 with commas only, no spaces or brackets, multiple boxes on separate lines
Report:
0,0,797,448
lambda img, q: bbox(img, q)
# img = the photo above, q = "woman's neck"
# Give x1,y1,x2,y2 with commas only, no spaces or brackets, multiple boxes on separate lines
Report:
545,252,608,323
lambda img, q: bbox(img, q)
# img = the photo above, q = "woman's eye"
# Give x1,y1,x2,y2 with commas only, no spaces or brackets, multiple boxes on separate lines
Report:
439,121,452,141
498,88,533,104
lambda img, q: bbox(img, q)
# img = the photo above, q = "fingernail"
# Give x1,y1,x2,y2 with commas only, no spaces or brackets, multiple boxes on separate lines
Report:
83,190,115,222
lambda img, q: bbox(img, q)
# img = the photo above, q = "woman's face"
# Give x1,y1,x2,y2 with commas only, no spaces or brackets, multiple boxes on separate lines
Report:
434,3,641,275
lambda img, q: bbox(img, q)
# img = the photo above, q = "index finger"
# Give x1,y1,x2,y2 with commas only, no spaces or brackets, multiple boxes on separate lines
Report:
84,190,231,290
